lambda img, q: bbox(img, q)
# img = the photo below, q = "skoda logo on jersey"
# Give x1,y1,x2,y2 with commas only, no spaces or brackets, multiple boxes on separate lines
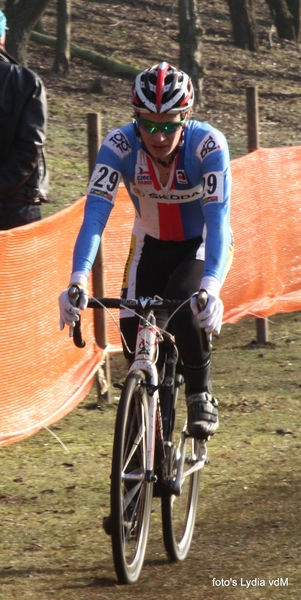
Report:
176,169,188,184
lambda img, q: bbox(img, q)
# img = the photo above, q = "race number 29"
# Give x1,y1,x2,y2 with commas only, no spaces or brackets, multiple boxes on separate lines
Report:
91,165,120,193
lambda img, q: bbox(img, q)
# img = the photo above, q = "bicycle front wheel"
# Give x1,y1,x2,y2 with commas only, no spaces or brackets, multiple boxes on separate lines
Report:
161,397,202,561
111,369,153,584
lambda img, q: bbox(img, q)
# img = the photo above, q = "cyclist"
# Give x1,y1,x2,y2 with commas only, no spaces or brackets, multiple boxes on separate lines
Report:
59,61,233,441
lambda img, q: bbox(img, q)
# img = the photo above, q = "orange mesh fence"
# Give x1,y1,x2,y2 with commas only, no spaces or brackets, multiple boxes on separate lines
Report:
223,146,301,321
1,145,301,446
0,199,101,447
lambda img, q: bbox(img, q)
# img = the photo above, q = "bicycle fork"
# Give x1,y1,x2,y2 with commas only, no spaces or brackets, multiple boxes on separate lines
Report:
128,358,161,484
128,310,165,484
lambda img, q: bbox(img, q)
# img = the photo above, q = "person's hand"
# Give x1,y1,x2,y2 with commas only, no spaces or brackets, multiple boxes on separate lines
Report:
190,292,223,335
190,276,223,335
58,272,88,330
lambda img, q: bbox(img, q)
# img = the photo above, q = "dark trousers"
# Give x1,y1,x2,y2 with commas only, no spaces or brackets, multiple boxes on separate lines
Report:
0,202,41,230
120,235,211,396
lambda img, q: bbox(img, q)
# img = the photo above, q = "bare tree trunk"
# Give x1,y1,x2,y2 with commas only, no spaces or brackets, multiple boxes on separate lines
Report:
53,0,71,74
286,0,301,39
30,30,140,76
265,0,295,39
226,0,258,51
178,0,203,108
4,0,51,65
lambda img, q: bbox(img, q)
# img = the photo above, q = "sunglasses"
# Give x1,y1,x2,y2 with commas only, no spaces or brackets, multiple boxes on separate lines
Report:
136,116,187,135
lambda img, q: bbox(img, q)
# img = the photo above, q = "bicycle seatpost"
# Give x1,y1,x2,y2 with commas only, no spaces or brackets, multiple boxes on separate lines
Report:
197,289,212,353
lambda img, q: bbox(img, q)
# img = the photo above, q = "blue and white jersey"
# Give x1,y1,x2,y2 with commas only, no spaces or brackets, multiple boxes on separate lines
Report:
72,119,232,283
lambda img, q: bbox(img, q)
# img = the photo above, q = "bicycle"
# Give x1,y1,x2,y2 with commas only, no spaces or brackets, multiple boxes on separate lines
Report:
69,286,210,584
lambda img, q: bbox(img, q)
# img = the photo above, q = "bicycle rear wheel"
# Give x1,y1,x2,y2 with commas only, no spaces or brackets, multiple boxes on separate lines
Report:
111,369,153,584
161,385,202,561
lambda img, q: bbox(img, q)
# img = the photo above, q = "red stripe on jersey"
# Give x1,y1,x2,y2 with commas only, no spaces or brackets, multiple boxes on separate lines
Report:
146,155,161,190
158,203,185,241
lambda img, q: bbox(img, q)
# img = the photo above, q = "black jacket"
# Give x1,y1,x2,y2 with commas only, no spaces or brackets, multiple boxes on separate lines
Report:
0,49,49,204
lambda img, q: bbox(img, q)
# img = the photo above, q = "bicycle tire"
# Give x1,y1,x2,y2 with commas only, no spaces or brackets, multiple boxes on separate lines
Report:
111,369,153,584
161,379,201,561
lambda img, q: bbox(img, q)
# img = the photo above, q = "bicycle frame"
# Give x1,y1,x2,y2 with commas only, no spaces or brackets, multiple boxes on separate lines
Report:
122,304,207,493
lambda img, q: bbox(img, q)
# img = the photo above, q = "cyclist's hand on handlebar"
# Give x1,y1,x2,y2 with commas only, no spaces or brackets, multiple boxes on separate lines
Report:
58,288,88,329
58,272,88,330
190,276,223,335
191,294,224,335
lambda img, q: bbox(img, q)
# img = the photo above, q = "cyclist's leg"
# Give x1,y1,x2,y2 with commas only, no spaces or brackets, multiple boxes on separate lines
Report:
164,236,233,393
163,250,218,439
163,253,210,388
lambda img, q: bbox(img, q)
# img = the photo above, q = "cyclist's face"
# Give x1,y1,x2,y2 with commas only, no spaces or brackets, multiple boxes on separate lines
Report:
137,113,187,161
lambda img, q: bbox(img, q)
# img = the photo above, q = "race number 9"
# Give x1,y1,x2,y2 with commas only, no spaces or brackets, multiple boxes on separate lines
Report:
203,173,217,194
202,171,223,202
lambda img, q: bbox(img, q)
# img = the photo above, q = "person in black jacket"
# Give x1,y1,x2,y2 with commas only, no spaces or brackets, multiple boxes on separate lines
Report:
0,9,49,229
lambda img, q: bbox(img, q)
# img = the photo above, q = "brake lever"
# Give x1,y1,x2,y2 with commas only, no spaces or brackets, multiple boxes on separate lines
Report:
197,288,212,353
68,285,86,348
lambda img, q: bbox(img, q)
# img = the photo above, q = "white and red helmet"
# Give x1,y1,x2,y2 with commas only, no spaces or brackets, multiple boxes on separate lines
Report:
131,62,194,114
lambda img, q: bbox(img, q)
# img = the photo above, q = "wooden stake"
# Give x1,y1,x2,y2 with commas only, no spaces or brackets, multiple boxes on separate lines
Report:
87,113,111,400
246,87,268,344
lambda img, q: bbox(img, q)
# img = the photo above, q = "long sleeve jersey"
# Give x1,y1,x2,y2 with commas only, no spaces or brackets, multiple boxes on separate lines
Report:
72,119,232,284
